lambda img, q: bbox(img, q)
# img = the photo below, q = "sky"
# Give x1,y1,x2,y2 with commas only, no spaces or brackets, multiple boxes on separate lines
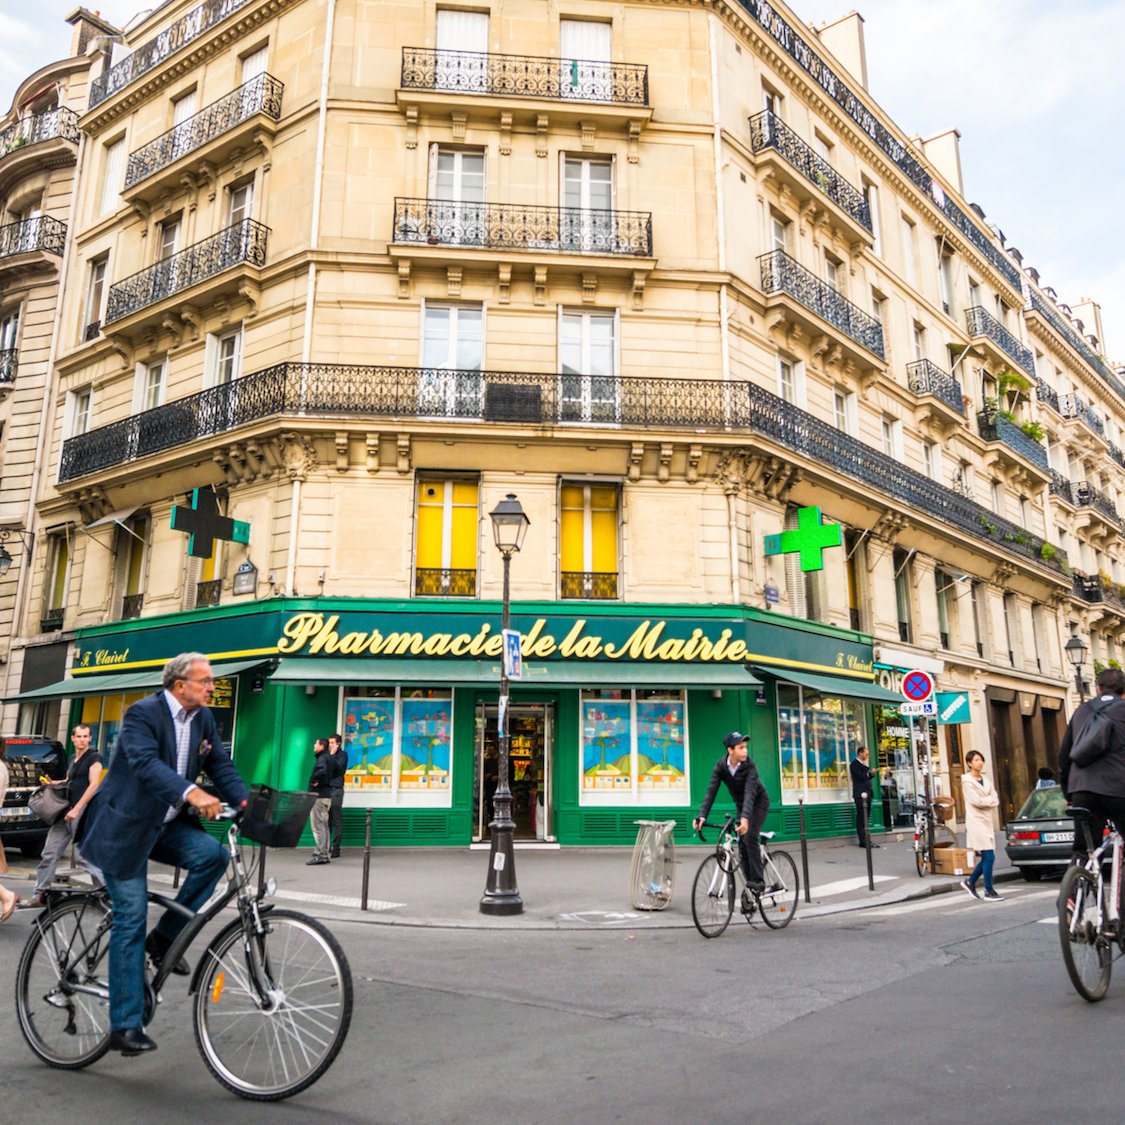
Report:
3,0,1124,363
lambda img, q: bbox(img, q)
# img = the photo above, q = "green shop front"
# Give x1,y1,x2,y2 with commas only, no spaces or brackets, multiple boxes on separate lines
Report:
16,599,900,846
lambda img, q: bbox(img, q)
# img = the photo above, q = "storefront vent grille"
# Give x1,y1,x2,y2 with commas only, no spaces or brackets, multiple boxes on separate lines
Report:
579,811,693,839
369,812,448,836
781,805,854,836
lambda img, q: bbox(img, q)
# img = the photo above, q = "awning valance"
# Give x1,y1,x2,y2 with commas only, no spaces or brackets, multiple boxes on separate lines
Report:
751,665,902,704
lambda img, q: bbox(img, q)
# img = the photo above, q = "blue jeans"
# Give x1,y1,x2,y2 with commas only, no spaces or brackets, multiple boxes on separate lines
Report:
104,819,228,1031
968,848,995,894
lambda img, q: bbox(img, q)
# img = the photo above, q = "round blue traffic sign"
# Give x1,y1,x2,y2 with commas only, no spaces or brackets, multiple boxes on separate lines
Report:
902,669,934,702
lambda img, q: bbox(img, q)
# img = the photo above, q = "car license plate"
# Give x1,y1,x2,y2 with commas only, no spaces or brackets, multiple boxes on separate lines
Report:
1,806,31,820
1043,831,1073,843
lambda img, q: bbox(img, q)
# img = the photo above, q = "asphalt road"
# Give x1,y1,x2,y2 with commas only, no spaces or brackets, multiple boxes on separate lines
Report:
1,880,1122,1124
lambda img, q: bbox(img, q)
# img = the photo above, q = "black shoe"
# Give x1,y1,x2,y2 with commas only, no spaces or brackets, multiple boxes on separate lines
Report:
145,933,189,977
109,1028,157,1056
870,842,881,848
746,879,765,893
330,850,341,859
306,856,330,865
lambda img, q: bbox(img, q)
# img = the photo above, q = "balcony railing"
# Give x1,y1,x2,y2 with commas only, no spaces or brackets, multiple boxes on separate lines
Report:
561,571,619,599
1028,290,1122,390
400,47,648,106
414,568,477,597
121,593,144,620
0,349,15,385
392,198,652,257
104,219,268,325
1110,442,1125,471
1075,481,1120,526
759,250,884,358
89,0,257,108
748,110,871,232
39,608,64,633
0,215,66,260
1074,574,1125,611
965,305,1036,375
907,359,963,414
976,410,1049,472
1061,393,1106,438
1035,377,1060,414
0,107,80,159
1049,470,1074,505
125,74,284,188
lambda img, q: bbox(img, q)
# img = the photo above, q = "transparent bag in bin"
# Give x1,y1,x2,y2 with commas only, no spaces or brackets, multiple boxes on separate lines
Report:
629,820,676,910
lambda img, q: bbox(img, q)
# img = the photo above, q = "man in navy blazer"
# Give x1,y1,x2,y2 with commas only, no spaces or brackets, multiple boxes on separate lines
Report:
78,652,248,1057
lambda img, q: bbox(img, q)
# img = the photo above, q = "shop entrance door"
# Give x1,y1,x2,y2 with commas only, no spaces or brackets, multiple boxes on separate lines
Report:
474,702,553,842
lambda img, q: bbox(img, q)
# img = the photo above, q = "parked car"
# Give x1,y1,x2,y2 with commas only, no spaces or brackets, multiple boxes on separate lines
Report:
1004,785,1073,880
0,736,67,858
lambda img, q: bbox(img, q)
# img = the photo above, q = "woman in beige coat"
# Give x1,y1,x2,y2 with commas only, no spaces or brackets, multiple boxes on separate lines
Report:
960,749,1002,901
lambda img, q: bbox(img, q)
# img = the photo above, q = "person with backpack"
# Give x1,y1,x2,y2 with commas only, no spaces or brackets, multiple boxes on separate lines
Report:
1059,666,1125,862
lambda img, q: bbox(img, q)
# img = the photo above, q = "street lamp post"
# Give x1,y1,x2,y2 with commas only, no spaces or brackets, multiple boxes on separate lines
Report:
480,494,530,916
1065,634,1089,702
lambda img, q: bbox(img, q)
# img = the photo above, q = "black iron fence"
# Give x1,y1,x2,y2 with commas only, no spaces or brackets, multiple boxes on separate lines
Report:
393,197,652,257
907,359,963,414
561,571,619,599
125,74,284,188
0,348,15,384
1061,393,1106,438
759,250,884,358
965,305,1036,375
104,218,268,324
1028,289,1123,392
976,410,1049,472
400,46,648,106
0,215,66,259
1074,573,1125,611
1036,376,1060,414
1075,481,1120,526
414,568,477,597
0,107,79,159
1049,470,1074,505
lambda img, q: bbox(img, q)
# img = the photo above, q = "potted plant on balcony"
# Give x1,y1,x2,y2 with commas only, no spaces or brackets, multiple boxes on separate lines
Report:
1019,420,1045,442
997,369,1031,412
1039,543,1056,562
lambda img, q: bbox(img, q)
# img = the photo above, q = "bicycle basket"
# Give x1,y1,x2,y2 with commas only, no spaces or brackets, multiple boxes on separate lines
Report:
240,785,317,848
932,796,955,823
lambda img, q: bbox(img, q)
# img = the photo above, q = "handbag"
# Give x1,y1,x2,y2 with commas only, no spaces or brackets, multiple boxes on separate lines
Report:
28,782,70,826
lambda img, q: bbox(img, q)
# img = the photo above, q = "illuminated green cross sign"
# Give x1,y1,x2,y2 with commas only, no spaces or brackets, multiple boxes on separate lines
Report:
170,487,250,559
763,506,842,572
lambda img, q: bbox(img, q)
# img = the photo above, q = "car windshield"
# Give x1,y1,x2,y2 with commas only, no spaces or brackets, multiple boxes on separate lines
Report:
1015,787,1069,820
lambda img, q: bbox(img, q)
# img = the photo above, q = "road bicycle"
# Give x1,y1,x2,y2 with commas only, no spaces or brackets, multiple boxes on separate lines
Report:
1058,807,1125,1002
14,787,353,1100
912,798,957,876
691,815,799,937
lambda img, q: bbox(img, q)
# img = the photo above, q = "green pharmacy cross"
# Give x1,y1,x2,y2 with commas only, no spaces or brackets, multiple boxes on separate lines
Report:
171,487,250,559
763,506,842,572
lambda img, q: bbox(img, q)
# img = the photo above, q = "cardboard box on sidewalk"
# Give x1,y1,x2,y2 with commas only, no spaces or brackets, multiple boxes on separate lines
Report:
932,846,975,876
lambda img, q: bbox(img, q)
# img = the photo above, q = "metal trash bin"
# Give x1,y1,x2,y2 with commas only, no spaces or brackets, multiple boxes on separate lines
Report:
629,819,676,910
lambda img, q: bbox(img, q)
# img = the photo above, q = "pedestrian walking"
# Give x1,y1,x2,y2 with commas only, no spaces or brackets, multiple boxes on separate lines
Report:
850,745,879,847
960,750,1002,901
327,732,348,858
307,737,333,865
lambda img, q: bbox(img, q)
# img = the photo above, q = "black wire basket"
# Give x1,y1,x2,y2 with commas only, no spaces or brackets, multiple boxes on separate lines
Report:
240,785,317,848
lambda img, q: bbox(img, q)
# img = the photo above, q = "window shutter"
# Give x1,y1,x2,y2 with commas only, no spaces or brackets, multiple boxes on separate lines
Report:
109,526,131,619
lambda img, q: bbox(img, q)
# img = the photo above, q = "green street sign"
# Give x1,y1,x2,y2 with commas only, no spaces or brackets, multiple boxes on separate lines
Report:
936,691,971,724
763,506,842,572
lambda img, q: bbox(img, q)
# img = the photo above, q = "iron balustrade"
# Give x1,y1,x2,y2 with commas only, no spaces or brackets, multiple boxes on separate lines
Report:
393,198,652,257
400,47,648,106
976,410,1049,472
1035,377,1060,414
414,568,477,597
1075,574,1125,611
39,609,64,633
89,0,257,108
0,215,66,260
965,305,1036,375
1049,470,1074,505
748,110,871,231
195,578,222,607
561,571,619,599
1061,393,1106,438
0,107,79,159
121,593,144,620
1028,289,1123,392
104,218,268,324
0,349,15,384
1110,442,1125,471
125,74,284,188
1075,481,1120,526
907,359,963,414
759,250,884,358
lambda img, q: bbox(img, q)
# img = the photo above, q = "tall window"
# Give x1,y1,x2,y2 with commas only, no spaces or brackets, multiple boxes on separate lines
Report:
158,217,181,260
431,146,485,202
420,303,483,415
912,321,926,362
560,18,611,98
900,215,917,286
435,9,488,88
84,256,107,339
893,547,913,643
922,439,941,481
991,479,1003,516
844,529,864,630
69,387,92,436
43,533,70,631
881,416,903,460
414,477,479,596
1002,593,1019,666
770,212,790,252
777,355,805,407
0,308,19,358
863,179,881,255
562,155,613,251
227,181,253,227
970,581,986,658
762,85,783,117
240,43,270,82
560,310,617,422
113,513,150,620
935,569,953,649
171,89,197,131
209,327,242,386
1030,603,1046,673
824,253,841,293
560,482,619,599
137,357,166,412
833,386,857,436
100,138,125,216
937,245,955,315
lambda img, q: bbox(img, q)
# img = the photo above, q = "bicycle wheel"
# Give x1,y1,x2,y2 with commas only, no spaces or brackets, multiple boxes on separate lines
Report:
691,853,735,938
758,850,799,929
1058,865,1113,1002
193,908,353,1100
917,824,957,875
914,840,925,877
15,894,113,1069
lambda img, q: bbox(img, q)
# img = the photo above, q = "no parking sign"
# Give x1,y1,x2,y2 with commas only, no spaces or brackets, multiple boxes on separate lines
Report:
901,669,934,703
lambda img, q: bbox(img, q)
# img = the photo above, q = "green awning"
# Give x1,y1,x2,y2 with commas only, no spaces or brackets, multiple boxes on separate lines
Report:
752,665,902,704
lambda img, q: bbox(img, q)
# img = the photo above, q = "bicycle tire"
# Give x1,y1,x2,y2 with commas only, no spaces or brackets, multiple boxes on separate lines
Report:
15,894,113,1069
914,842,925,878
758,849,799,929
691,853,735,938
917,824,957,875
1059,864,1113,1003
193,908,353,1100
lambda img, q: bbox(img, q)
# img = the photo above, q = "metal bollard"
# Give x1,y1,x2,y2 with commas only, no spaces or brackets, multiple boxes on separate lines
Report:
798,797,811,904
361,808,372,912
862,794,874,891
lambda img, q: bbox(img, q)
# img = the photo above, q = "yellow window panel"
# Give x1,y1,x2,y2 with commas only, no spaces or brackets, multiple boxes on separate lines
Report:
560,483,584,510
101,695,124,723
81,696,103,724
416,503,444,568
49,540,69,608
451,479,478,506
560,507,584,571
590,485,618,512
590,508,618,572
449,503,478,569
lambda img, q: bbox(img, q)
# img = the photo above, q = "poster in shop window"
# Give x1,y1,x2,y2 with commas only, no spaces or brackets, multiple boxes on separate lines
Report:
636,701,687,794
581,700,631,790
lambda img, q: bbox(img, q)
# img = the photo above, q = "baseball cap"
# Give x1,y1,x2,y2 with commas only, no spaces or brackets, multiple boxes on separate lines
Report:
723,731,749,749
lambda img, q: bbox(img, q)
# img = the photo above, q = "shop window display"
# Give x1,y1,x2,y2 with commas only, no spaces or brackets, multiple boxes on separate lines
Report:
777,683,866,804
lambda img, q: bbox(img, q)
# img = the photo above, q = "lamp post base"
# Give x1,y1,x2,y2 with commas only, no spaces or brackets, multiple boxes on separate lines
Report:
480,820,523,916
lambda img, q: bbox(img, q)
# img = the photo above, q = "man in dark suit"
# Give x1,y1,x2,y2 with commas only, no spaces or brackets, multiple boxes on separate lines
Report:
850,745,879,848
327,732,348,858
78,652,248,1057
693,731,771,903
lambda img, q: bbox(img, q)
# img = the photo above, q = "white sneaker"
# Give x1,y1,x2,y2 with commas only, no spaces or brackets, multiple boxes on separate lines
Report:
960,879,979,900
983,889,1002,902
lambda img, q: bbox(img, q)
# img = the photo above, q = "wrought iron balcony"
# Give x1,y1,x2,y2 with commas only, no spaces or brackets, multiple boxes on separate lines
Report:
965,305,1036,375
0,107,79,159
1028,289,1121,389
195,578,222,607
1075,481,1120,526
1049,470,1074,505
561,571,619,599
976,410,1049,472
414,568,477,597
1074,573,1125,611
125,74,284,189
401,47,648,106
1060,393,1106,438
0,349,15,385
907,359,963,414
89,0,256,108
1109,442,1125,471
104,219,268,325
39,608,64,633
1035,377,1060,414
759,250,884,359
0,215,66,261
748,111,871,232
392,198,652,258
121,593,144,620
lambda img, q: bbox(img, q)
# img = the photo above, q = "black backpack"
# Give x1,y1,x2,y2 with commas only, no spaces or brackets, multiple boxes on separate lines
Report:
1070,698,1118,767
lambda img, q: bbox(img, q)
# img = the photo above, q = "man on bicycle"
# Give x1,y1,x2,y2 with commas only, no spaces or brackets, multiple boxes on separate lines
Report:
693,731,771,905
77,653,248,1057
